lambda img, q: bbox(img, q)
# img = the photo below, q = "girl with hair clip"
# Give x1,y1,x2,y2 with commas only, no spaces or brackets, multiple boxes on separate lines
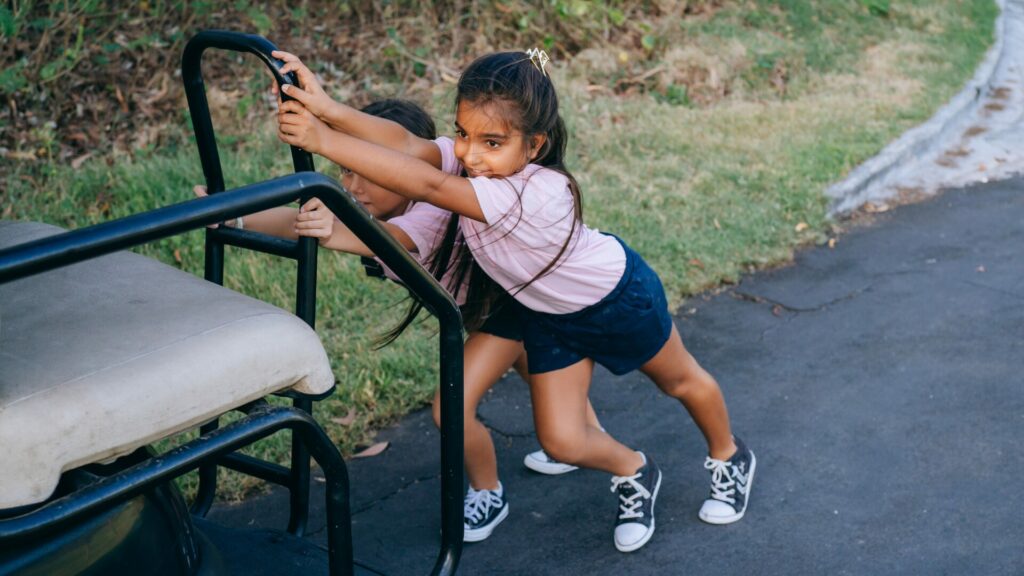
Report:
272,49,755,553
196,97,600,543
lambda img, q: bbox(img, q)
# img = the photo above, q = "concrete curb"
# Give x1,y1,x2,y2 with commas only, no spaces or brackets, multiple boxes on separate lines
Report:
826,0,1008,216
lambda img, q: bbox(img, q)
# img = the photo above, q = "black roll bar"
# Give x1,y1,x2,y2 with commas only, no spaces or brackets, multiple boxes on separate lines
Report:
0,173,466,575
180,29,322,534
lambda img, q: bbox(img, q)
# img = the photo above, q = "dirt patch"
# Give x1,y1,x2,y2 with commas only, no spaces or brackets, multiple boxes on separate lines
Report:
963,125,988,137
990,86,1012,100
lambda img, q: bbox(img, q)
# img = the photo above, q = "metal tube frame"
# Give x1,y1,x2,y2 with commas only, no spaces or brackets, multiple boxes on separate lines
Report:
0,406,355,576
181,29,320,535
0,172,465,575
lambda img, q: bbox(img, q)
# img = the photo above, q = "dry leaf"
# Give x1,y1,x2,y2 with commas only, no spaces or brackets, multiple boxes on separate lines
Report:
828,238,837,249
331,408,357,426
5,150,36,161
353,441,390,459
71,153,92,170
173,249,182,263
688,258,705,269
794,222,809,232
976,265,986,273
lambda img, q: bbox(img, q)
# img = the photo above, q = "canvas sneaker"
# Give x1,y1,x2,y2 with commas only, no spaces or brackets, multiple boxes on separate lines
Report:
698,436,756,525
523,449,579,475
610,452,662,553
463,484,509,542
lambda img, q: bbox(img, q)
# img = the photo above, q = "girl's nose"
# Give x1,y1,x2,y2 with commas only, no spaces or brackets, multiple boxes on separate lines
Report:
346,174,364,194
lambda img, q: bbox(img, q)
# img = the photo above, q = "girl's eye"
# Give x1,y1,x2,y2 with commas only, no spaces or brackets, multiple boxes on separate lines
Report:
339,166,352,176
455,129,467,139
486,140,500,149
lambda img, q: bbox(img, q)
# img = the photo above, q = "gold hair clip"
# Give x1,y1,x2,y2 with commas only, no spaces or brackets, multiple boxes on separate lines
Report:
526,47,550,76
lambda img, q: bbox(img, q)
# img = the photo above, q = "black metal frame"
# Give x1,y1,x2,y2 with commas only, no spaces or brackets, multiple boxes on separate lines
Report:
180,30,322,534
0,406,352,575
0,173,465,575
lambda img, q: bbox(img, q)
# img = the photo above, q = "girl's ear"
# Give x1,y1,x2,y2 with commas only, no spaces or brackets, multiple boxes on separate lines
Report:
528,134,547,161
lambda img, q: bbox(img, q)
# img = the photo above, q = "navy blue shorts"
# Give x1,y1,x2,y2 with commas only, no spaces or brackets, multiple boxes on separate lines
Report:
524,238,673,375
468,294,525,341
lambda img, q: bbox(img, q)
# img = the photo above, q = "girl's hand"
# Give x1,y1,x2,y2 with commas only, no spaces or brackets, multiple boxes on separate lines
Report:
294,197,336,243
278,99,326,153
193,185,220,228
271,50,332,120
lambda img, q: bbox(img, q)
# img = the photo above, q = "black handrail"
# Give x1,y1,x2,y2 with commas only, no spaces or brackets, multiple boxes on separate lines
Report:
182,30,316,189
0,173,466,575
181,29,320,533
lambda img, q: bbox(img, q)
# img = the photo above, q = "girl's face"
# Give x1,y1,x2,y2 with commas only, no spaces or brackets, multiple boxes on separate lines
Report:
453,100,545,179
341,169,409,219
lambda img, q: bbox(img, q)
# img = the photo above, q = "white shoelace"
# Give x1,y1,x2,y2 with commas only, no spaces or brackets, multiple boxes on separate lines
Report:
704,457,737,504
610,473,651,520
464,487,503,524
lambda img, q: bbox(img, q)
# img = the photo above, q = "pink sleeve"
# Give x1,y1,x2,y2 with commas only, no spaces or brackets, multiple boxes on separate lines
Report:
469,166,570,229
433,137,462,175
384,202,452,258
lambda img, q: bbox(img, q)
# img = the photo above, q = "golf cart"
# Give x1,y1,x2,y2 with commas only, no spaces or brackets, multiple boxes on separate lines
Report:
0,31,464,576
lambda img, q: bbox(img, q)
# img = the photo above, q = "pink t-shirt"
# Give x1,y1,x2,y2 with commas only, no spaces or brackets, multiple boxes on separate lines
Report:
375,201,467,306
434,136,626,315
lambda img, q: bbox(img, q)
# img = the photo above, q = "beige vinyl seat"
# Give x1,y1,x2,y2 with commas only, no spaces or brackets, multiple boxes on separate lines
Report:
0,220,334,510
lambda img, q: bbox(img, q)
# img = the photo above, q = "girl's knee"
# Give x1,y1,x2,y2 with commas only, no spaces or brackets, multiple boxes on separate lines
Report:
536,429,587,465
431,397,442,429
659,369,718,400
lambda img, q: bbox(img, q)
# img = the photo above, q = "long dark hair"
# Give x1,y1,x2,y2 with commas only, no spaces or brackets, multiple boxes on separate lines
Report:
367,100,503,346
456,51,583,295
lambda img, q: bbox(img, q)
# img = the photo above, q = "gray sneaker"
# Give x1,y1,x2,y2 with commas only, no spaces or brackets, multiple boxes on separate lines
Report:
610,453,662,552
699,436,756,524
523,449,579,475
463,484,509,542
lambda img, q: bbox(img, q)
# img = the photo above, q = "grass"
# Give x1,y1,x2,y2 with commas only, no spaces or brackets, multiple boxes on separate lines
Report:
1,0,998,500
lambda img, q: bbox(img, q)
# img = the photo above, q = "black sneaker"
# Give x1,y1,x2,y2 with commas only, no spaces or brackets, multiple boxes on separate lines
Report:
463,484,509,542
610,452,662,552
698,436,756,524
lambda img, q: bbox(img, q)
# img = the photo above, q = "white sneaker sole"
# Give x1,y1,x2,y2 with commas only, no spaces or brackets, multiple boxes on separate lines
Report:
463,503,509,542
699,450,756,525
523,451,579,475
614,470,662,553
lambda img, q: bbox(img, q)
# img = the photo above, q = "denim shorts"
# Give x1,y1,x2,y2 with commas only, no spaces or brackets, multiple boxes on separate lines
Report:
468,294,526,341
524,237,673,375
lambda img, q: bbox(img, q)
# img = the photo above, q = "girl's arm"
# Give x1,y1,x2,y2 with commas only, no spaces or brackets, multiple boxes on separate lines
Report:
271,51,441,168
193,186,415,257
278,101,486,223
193,185,299,238
294,198,416,257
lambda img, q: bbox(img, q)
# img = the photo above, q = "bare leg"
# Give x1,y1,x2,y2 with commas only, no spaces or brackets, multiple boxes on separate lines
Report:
529,359,644,476
432,332,524,490
639,324,736,460
513,352,603,431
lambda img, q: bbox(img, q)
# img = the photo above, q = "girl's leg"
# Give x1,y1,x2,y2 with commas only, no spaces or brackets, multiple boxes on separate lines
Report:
513,352,603,430
639,324,736,460
529,359,643,476
531,358,662,553
431,331,524,490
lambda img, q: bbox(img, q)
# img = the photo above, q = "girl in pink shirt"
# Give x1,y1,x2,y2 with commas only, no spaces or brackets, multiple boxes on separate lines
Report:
274,50,756,553
197,100,600,544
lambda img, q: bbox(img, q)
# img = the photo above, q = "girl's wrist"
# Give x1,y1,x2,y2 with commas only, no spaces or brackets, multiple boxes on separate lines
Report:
324,100,347,127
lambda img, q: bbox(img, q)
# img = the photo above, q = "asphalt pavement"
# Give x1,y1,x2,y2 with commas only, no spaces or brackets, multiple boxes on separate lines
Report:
212,177,1024,575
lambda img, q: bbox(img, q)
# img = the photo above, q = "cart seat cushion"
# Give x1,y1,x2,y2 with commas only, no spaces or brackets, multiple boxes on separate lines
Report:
0,221,335,509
